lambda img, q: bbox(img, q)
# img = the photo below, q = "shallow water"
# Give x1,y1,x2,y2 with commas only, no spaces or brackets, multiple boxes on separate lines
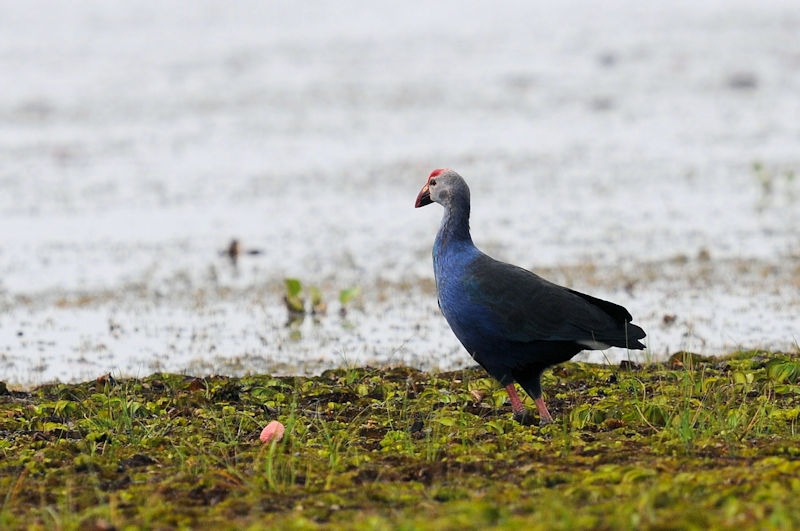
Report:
1,1,799,385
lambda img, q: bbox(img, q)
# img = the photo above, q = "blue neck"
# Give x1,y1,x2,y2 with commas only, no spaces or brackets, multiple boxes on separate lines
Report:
433,201,476,279
436,201,472,250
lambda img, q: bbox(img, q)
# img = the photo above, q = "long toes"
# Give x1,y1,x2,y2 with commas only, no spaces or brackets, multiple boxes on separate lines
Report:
538,416,554,426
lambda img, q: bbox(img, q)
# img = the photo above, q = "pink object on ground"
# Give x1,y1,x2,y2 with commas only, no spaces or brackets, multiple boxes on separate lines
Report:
259,421,285,444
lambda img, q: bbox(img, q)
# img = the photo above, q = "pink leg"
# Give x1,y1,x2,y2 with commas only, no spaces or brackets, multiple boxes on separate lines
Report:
534,397,554,424
504,383,526,417
506,384,553,425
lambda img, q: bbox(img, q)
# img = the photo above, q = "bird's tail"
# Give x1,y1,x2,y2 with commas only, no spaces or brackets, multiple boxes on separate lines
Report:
623,321,646,350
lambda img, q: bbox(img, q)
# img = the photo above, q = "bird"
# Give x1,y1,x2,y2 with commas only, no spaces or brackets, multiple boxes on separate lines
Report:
415,169,646,425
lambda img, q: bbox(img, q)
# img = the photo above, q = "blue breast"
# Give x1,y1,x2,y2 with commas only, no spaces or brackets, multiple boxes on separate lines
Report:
433,236,505,358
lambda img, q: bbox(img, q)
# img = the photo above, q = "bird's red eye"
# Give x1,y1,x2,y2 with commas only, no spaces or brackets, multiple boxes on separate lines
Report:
430,179,437,186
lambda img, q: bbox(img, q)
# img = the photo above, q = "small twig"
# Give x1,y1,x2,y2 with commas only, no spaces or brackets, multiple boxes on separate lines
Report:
634,404,658,432
738,388,769,441
5,467,29,508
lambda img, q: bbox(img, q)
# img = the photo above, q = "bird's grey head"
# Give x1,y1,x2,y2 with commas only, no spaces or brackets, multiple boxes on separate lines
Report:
414,169,470,209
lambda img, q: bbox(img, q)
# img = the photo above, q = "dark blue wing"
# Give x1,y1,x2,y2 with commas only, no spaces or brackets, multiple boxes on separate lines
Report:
462,254,645,348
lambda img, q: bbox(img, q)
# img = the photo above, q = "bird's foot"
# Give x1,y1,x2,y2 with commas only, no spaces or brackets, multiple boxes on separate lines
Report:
534,397,554,426
512,409,537,426
512,410,555,426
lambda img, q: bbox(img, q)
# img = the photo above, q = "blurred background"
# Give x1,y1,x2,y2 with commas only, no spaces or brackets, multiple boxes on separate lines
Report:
1,0,798,384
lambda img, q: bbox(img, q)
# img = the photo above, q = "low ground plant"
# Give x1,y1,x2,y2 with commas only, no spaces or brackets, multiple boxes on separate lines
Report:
1,350,799,529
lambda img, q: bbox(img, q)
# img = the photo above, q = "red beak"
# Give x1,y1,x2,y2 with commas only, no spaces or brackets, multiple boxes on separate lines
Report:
415,183,432,208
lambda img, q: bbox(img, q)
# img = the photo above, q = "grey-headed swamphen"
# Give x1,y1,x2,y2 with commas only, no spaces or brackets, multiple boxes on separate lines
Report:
415,169,646,425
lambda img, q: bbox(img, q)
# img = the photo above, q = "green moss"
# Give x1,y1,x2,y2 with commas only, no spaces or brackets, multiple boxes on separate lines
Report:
1,351,800,529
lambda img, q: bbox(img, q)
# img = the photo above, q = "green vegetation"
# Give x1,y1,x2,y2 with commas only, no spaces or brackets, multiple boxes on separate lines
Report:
752,160,797,206
2,351,800,529
283,279,362,326
284,278,305,315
